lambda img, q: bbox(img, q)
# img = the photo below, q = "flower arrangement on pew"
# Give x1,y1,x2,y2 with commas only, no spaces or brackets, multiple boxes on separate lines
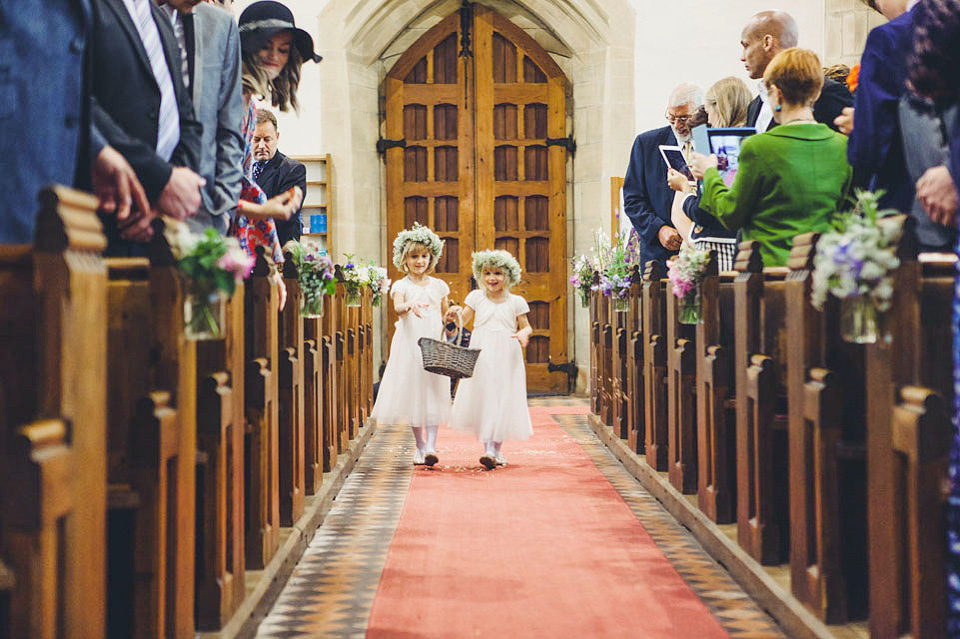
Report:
593,229,643,312
361,265,391,307
284,240,336,318
570,252,600,308
810,189,904,344
667,245,711,324
339,254,369,307
164,221,255,340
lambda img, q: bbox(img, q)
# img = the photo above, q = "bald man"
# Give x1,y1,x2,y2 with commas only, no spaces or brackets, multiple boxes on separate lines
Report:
740,10,852,132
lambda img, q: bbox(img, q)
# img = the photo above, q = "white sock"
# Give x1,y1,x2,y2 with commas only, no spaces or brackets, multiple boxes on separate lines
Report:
424,425,439,452
411,426,426,452
484,441,496,456
493,441,502,455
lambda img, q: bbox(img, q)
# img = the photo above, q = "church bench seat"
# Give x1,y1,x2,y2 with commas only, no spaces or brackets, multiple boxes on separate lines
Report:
642,261,669,471
667,265,699,494
279,259,306,525
625,269,645,455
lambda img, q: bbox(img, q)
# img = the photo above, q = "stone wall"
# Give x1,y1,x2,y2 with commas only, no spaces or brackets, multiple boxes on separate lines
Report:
824,0,886,68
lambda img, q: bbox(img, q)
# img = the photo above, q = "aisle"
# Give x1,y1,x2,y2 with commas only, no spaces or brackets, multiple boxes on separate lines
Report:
255,399,786,639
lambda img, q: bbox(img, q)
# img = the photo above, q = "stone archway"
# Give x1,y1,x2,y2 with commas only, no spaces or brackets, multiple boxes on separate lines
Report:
314,0,637,390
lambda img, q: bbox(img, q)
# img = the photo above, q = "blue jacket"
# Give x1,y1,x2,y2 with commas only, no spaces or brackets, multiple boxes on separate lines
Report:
623,126,677,266
848,8,915,212
0,0,99,243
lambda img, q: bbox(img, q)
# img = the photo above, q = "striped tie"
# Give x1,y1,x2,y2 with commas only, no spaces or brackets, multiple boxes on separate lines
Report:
130,0,180,161
173,13,190,90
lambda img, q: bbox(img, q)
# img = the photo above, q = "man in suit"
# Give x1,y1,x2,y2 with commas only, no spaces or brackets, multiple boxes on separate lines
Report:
89,0,206,253
623,83,703,267
1,0,148,243
740,11,853,133
252,109,307,245
157,0,243,234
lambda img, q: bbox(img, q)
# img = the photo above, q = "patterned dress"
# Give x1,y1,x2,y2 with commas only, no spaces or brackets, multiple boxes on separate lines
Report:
230,100,284,264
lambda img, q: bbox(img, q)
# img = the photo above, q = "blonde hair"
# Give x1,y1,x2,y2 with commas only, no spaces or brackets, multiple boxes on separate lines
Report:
763,47,824,108
705,77,751,127
398,241,438,274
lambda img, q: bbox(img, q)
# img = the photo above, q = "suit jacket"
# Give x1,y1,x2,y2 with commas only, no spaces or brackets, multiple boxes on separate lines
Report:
183,3,243,234
89,0,202,205
847,9,915,213
255,151,307,245
1,0,96,243
747,77,853,134
622,126,677,266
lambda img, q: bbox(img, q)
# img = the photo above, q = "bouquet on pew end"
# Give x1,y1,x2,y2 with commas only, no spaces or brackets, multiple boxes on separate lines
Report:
361,265,391,306
811,189,903,343
164,221,255,340
570,252,599,308
284,240,336,318
339,254,378,307
591,228,643,312
667,245,711,324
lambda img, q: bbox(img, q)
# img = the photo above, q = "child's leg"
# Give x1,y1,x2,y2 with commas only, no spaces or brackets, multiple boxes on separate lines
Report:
423,424,440,467
411,426,426,465
480,441,497,470
493,441,507,466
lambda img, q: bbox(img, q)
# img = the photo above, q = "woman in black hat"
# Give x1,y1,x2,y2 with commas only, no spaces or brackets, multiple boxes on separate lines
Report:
229,1,321,307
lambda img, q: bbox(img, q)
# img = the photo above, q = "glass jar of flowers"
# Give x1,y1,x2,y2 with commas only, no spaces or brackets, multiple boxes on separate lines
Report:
667,245,712,324
811,190,904,344
362,265,391,307
339,255,366,307
594,229,642,312
570,253,599,308
284,240,336,318
164,222,254,340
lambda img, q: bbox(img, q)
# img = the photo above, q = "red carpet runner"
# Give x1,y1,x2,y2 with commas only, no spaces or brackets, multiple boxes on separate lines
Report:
366,406,730,638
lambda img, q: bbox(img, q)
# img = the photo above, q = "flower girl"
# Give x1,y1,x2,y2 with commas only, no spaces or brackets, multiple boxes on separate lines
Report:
447,250,533,469
370,224,451,466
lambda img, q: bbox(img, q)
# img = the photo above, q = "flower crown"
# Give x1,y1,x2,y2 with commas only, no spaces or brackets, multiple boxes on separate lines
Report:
472,249,522,287
392,223,444,270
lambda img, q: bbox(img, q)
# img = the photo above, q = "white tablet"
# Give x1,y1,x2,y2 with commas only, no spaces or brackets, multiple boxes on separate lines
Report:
659,145,694,181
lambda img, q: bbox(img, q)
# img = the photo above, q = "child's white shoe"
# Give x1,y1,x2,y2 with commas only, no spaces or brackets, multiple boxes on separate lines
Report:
413,449,426,465
479,454,497,470
495,453,507,467
424,451,439,467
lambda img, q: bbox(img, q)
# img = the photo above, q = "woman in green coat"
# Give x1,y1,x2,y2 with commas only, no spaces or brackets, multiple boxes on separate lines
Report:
691,48,853,267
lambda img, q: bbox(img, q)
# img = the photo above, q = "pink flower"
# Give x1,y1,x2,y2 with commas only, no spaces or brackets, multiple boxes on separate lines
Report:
218,249,255,281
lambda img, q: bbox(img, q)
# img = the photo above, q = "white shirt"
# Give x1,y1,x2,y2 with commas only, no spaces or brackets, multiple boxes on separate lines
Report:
755,79,774,133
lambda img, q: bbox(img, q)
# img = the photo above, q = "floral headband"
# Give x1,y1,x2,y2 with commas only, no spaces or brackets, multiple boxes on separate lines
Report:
392,223,444,270
472,249,522,287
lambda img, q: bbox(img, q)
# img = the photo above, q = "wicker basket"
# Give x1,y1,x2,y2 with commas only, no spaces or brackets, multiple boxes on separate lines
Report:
418,323,480,379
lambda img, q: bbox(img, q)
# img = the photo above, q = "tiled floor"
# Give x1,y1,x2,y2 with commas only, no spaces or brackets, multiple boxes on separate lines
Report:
255,400,787,638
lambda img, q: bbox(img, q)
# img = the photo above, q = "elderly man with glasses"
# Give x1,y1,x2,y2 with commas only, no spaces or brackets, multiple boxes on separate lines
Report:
623,82,704,267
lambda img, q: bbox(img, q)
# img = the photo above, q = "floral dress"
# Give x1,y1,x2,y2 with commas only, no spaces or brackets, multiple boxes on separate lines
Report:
229,100,284,264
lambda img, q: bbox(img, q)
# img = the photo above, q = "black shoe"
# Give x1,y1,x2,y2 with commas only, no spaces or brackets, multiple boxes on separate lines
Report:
479,454,497,470
424,452,439,467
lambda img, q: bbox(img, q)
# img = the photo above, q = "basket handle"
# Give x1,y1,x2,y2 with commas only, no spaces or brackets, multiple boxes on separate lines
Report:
443,310,466,347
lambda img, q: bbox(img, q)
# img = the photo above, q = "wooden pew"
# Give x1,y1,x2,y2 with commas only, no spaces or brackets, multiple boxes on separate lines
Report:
333,281,349,453
625,268,645,454
346,297,359,439
866,249,953,638
320,285,339,471
195,287,245,629
696,255,737,523
363,294,375,419
642,261,669,471
600,296,614,427
244,248,280,569
612,293,630,439
784,233,868,623
0,187,107,639
279,259,306,525
303,311,324,493
103,223,199,639
590,283,603,417
667,272,698,494
734,242,789,565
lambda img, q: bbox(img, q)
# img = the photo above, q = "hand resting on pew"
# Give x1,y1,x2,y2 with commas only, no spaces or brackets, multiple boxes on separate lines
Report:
93,145,149,222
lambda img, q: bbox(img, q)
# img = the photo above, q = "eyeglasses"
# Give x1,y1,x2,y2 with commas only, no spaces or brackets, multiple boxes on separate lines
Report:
665,113,693,125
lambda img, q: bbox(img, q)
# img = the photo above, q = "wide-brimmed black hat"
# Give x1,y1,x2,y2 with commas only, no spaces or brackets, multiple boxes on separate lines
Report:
238,1,322,64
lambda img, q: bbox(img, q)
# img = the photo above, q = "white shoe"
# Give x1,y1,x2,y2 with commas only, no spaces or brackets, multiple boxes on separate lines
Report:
413,449,426,465
424,451,439,467
495,454,507,467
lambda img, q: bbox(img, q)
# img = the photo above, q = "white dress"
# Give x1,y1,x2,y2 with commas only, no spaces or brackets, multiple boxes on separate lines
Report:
370,276,451,427
450,289,533,442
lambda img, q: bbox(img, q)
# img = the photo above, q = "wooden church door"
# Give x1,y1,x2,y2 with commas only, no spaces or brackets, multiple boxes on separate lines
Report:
383,3,570,394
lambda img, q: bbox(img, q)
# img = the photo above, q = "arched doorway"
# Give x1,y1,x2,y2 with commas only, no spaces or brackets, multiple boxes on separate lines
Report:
382,3,570,393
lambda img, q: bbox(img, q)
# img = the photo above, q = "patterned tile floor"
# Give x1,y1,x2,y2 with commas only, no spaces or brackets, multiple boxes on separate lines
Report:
255,400,787,639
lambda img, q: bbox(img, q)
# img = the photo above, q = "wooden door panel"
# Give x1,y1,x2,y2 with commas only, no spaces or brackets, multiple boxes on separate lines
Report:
385,5,568,393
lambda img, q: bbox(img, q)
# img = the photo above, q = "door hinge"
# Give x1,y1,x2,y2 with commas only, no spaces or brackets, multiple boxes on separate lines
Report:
546,136,576,155
547,357,579,394
376,137,406,155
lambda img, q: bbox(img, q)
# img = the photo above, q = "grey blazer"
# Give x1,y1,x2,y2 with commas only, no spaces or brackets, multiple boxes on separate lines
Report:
185,3,244,234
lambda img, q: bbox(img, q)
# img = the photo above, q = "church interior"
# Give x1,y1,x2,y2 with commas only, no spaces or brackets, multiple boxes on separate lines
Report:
2,0,957,638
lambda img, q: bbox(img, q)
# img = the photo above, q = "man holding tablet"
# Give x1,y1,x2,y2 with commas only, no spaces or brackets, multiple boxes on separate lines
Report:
623,83,704,267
